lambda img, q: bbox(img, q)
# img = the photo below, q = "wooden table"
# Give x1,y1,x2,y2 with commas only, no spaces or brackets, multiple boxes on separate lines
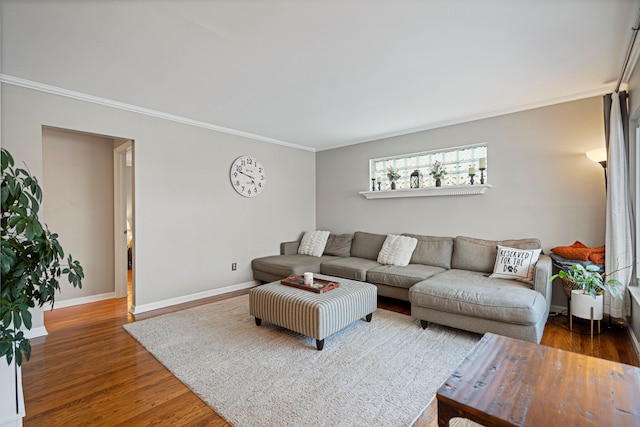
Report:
436,333,640,426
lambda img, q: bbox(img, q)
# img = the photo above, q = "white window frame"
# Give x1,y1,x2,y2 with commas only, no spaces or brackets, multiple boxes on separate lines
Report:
369,143,488,190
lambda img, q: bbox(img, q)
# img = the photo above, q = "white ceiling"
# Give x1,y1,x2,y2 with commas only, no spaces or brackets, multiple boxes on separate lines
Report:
2,0,640,151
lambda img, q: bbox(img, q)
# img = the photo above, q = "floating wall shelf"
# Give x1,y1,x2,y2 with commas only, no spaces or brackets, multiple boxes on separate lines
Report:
359,184,492,199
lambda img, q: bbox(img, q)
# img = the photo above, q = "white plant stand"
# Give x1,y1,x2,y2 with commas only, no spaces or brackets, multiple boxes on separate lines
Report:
569,290,604,340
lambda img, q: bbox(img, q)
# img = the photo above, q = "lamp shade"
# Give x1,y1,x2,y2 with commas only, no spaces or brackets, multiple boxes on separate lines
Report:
586,148,607,164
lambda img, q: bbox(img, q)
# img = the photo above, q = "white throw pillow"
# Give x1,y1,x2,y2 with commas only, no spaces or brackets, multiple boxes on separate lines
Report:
298,230,331,257
377,235,418,266
490,245,542,285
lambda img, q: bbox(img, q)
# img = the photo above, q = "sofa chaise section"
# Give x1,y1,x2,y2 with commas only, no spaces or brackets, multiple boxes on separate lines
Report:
408,236,552,343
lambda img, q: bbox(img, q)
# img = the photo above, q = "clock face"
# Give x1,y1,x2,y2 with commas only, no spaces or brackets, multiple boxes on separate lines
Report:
230,155,266,197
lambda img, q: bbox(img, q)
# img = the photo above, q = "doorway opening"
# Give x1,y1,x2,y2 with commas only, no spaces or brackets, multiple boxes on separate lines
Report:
41,127,135,312
114,141,134,312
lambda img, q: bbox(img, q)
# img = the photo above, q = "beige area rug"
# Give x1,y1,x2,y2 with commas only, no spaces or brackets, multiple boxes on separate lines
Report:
124,294,481,427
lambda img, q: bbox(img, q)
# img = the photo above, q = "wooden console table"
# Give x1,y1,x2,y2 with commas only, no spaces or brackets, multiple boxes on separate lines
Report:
436,333,640,426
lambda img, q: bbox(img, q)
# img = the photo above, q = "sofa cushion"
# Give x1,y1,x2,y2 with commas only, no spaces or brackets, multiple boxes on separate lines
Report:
367,264,445,289
252,254,340,278
403,234,454,269
320,257,382,281
298,230,331,257
490,245,542,285
451,236,542,273
377,235,418,266
323,233,353,257
350,231,387,260
408,269,546,325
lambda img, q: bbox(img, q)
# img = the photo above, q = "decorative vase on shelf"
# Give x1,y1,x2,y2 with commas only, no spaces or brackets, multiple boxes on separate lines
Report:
390,181,396,190
435,178,442,187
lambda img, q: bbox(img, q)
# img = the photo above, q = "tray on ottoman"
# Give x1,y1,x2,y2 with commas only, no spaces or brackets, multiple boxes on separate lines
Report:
280,274,339,293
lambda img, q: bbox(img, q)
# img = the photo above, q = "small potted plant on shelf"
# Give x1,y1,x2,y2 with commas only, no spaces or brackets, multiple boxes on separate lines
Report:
429,161,447,187
549,264,623,323
386,166,401,190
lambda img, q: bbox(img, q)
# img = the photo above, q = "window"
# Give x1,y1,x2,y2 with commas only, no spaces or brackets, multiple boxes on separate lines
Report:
370,143,488,190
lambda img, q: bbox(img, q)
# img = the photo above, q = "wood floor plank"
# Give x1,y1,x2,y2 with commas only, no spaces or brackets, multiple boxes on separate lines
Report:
21,287,639,426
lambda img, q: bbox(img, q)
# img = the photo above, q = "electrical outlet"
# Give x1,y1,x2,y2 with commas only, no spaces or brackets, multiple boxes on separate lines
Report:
231,263,237,271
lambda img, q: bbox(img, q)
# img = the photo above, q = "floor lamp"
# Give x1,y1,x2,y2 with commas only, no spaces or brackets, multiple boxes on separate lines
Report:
586,147,608,188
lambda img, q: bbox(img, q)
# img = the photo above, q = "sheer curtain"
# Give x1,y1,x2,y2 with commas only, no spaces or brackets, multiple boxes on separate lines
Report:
604,91,634,318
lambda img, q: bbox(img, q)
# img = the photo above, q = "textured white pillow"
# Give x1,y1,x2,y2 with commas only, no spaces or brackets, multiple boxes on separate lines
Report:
377,235,418,266
490,245,542,285
298,230,331,257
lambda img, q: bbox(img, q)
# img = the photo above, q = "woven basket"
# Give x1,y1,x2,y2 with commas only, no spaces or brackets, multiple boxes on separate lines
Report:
561,277,582,298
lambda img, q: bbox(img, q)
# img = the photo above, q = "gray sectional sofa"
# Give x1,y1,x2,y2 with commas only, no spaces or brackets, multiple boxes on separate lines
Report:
251,231,553,343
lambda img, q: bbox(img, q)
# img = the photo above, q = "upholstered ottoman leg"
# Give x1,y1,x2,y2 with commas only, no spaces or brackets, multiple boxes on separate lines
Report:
316,339,324,351
255,317,262,326
421,319,429,329
366,313,373,322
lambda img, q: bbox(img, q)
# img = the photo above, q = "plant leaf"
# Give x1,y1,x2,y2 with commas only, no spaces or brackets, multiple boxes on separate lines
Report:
22,310,32,330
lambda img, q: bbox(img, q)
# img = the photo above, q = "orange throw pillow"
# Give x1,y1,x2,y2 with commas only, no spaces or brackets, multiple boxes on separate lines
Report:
551,241,606,264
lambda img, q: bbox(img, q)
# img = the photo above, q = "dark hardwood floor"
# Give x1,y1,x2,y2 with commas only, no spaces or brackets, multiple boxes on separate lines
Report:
22,288,639,426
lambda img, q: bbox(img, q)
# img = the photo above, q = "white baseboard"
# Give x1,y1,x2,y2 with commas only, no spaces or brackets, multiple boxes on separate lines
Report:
131,281,257,315
47,292,116,310
23,326,48,339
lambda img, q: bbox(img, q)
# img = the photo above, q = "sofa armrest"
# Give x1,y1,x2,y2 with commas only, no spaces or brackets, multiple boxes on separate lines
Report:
280,240,300,255
533,254,553,309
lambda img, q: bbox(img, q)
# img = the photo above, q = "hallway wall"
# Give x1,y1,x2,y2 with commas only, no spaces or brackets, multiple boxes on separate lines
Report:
42,127,115,301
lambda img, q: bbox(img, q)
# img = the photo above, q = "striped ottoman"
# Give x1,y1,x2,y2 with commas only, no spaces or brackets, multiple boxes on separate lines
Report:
249,274,377,350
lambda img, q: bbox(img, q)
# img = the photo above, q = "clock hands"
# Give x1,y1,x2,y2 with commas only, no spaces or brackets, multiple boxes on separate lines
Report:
239,170,256,185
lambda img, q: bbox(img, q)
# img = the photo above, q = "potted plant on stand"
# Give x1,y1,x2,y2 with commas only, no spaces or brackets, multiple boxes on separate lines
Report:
549,264,623,338
386,166,401,190
1,148,84,426
429,161,447,187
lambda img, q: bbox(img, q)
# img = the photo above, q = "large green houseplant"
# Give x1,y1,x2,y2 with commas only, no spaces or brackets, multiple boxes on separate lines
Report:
1,148,84,366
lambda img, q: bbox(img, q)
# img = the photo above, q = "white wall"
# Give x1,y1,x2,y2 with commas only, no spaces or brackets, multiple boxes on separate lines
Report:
42,127,115,301
1,83,316,323
317,96,607,308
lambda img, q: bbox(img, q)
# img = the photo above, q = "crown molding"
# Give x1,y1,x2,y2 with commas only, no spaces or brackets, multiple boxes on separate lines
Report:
1,74,616,154
621,33,640,89
0,74,315,152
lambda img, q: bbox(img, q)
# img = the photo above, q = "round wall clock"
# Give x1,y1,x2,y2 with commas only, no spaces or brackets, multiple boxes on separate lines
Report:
230,155,266,197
